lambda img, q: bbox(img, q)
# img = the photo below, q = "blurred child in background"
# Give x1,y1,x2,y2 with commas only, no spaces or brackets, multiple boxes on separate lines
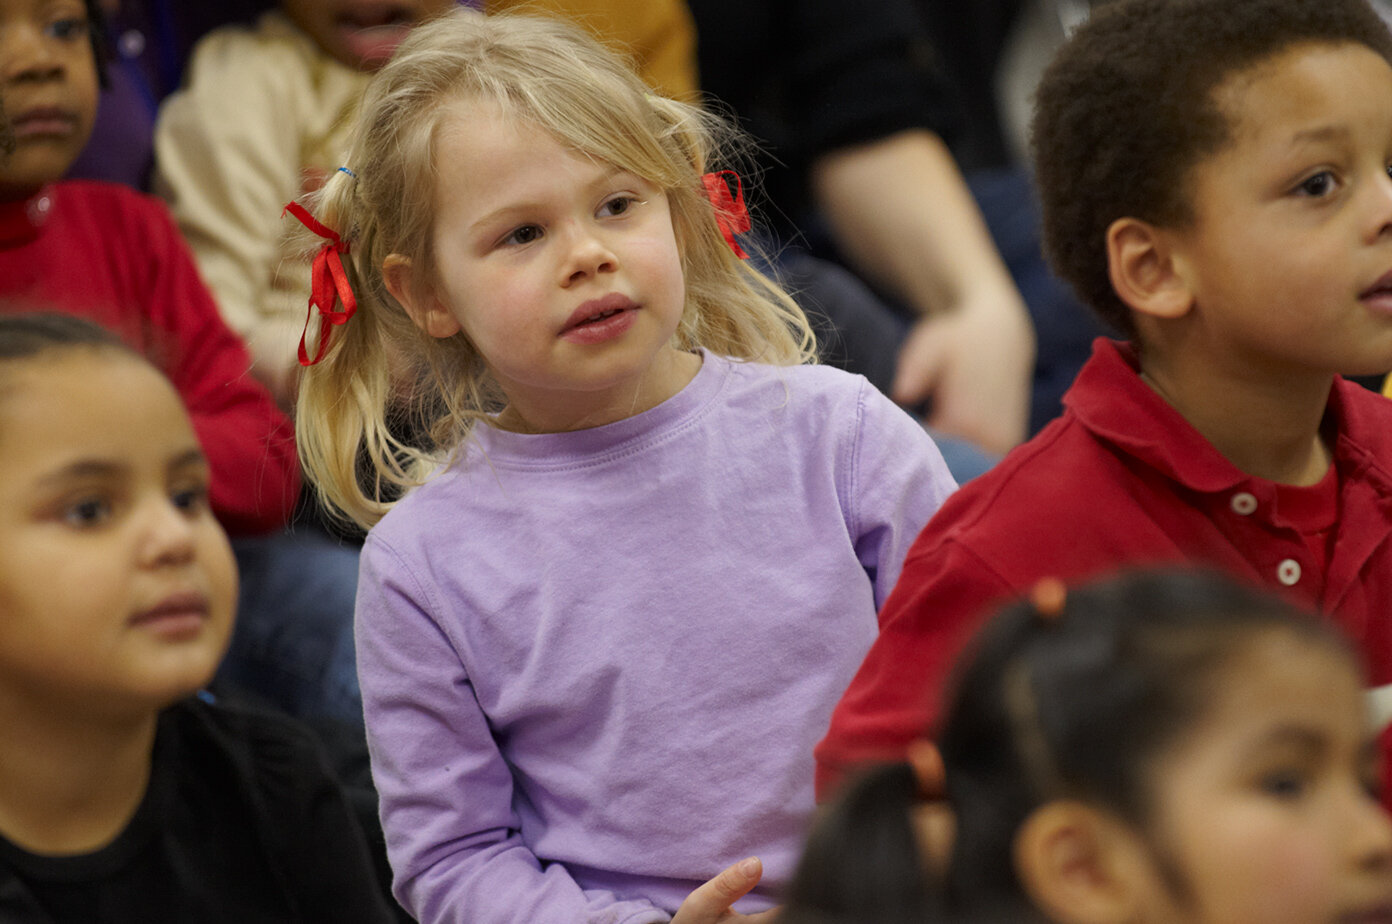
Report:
785,569,1392,924
0,314,393,924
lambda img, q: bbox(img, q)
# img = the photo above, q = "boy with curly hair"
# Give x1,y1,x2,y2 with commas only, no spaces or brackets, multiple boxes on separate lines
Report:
817,0,1392,797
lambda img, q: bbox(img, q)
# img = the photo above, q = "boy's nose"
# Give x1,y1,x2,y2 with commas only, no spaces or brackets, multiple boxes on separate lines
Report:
1367,169,1392,244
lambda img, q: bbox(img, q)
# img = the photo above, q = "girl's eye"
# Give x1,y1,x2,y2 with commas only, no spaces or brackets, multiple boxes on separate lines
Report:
1294,171,1336,198
171,485,209,514
46,17,91,41
63,497,111,527
1259,769,1309,800
1362,769,1384,802
503,225,543,246
600,195,639,218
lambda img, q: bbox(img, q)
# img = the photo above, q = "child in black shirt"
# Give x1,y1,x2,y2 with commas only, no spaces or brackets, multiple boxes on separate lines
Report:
0,314,393,924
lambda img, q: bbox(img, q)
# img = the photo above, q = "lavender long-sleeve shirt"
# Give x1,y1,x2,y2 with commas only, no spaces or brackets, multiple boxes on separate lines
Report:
356,354,956,924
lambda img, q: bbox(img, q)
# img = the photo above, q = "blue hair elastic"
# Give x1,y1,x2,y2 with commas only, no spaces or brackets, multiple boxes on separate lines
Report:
337,166,358,179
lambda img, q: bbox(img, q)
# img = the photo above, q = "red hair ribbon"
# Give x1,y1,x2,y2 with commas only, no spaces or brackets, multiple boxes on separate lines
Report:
701,170,751,259
283,200,357,366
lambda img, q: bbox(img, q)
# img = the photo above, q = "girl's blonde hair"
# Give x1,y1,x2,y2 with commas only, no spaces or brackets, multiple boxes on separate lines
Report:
295,8,816,530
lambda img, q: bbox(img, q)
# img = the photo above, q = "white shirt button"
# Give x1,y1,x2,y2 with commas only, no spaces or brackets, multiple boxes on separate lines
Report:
1277,559,1302,586
1230,492,1257,515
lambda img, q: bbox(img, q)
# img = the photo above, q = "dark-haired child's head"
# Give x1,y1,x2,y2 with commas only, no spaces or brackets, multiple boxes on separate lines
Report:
1032,0,1392,354
279,0,457,71
938,568,1391,924
0,0,100,197
0,313,236,715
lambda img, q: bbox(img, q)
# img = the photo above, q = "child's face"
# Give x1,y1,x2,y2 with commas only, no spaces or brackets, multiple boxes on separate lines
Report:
395,99,690,431
0,0,97,197
1159,41,1392,379
0,350,237,714
1127,632,1392,924
280,0,457,71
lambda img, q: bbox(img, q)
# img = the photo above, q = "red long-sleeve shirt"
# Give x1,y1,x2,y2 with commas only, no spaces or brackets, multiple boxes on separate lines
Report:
0,181,299,535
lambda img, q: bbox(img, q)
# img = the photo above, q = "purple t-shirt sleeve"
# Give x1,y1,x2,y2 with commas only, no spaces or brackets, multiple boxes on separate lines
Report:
841,379,958,608
356,540,669,924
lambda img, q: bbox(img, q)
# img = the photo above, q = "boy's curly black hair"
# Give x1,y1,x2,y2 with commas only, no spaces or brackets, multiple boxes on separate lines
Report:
1030,0,1392,338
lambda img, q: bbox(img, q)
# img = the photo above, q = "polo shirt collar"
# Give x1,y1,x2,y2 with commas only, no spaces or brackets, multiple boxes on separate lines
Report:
1061,338,1392,494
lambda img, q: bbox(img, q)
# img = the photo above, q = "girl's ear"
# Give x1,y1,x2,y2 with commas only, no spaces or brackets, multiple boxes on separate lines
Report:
906,739,946,798
905,740,954,876
383,254,462,339
1106,217,1194,322
1014,802,1154,924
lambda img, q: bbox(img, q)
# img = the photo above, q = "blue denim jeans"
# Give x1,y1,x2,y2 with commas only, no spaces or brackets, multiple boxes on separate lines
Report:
222,528,363,727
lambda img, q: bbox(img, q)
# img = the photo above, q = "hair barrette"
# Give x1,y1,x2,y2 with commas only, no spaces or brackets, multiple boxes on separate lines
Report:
1028,577,1068,622
283,200,357,366
701,170,751,259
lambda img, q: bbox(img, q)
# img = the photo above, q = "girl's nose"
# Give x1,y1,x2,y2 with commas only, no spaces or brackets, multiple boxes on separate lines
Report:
1,25,63,84
136,499,199,569
561,224,618,286
1347,786,1392,876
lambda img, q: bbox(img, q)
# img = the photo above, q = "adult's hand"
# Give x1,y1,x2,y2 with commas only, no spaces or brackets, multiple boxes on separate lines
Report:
813,130,1037,455
891,285,1034,455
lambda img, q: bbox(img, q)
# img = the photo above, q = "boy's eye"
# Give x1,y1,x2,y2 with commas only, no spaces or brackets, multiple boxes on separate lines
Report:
599,195,639,218
46,17,91,41
503,225,543,246
1294,171,1336,198
63,496,111,527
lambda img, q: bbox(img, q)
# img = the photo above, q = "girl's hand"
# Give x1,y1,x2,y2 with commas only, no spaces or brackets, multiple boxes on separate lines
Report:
670,857,780,924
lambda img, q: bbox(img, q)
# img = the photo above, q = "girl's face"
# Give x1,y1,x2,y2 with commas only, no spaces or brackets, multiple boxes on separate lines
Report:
1127,631,1392,924
388,98,694,433
0,351,237,715
0,0,98,197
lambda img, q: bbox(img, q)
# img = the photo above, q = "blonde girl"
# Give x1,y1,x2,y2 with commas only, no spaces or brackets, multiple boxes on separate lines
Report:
291,9,956,923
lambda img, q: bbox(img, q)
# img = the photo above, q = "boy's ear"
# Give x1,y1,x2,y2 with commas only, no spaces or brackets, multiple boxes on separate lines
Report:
1106,217,1193,322
1014,802,1154,924
382,254,462,339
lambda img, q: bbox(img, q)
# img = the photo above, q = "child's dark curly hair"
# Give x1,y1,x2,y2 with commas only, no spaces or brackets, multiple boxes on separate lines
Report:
1030,0,1392,338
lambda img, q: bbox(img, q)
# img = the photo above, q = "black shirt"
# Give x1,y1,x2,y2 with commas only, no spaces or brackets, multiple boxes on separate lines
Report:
0,697,395,923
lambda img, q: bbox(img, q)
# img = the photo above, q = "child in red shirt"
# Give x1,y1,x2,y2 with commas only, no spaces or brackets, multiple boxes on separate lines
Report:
817,0,1392,799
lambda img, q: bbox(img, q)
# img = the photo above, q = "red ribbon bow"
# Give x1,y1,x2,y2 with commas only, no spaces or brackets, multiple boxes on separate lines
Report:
283,200,357,366
701,170,751,259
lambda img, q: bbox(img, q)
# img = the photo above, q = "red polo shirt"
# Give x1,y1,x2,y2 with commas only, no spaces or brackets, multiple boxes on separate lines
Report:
816,338,1392,800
